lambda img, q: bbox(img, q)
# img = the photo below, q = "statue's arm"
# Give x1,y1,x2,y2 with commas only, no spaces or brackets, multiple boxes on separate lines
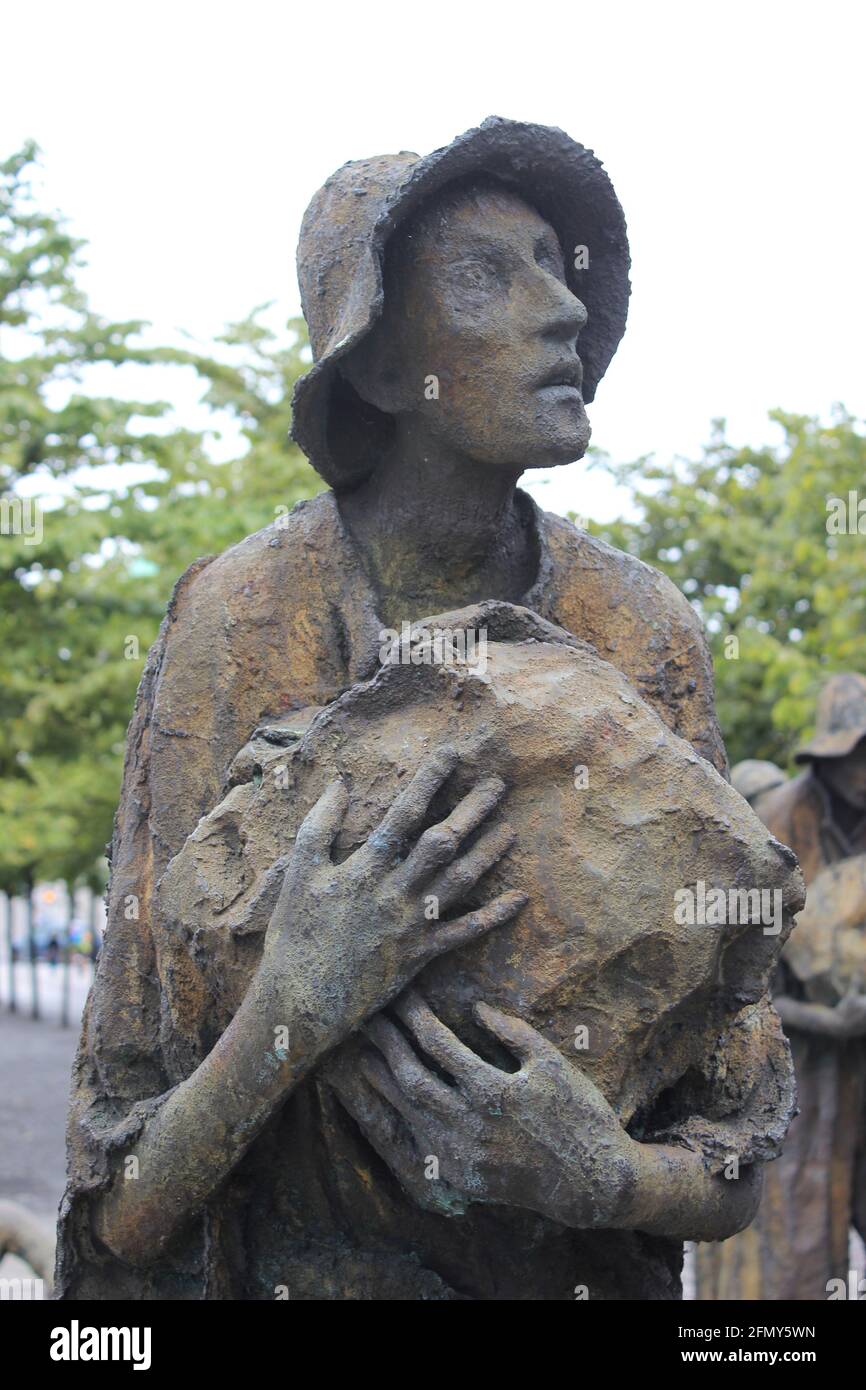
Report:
774,990,866,1039
621,1144,762,1241
327,990,764,1243
94,955,324,1265
92,757,526,1266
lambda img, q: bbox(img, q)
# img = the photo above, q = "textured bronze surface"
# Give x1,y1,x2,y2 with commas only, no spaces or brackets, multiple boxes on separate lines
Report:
57,119,801,1300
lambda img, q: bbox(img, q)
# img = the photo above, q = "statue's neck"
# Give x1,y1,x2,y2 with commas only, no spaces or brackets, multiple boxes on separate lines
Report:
337,420,537,625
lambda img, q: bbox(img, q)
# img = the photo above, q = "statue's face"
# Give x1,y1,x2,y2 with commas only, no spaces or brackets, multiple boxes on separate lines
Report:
345,183,591,470
817,739,866,811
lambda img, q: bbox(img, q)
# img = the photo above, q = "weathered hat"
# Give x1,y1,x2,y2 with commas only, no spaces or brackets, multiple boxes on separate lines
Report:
291,116,631,491
795,672,866,763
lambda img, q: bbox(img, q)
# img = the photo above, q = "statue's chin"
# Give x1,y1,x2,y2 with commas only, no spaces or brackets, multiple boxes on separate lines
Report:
521,433,593,471
464,421,592,472
531,408,592,468
521,445,590,470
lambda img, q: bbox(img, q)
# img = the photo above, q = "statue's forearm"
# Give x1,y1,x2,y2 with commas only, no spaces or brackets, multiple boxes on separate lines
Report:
620,1143,762,1242
537,1139,761,1241
774,993,843,1037
93,970,322,1267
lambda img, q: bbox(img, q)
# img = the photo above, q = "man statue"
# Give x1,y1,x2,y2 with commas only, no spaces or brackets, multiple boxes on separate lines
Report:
697,672,866,1300
56,118,801,1301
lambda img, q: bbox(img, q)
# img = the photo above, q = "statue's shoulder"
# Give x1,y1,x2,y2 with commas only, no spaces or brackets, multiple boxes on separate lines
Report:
158,491,342,646
756,771,817,855
150,488,350,730
138,491,355,858
540,507,709,658
176,490,338,606
537,507,726,771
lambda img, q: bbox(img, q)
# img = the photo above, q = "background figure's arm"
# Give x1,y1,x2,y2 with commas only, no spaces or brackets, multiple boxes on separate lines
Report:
775,990,866,1039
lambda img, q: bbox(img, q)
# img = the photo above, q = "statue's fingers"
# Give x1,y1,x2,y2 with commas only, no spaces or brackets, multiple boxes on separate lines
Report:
360,745,457,870
422,889,528,960
394,990,495,1091
268,853,296,912
473,1001,547,1064
293,778,349,862
359,1049,428,1129
363,1014,461,1116
330,1061,460,1215
328,1060,420,1169
427,823,516,912
393,776,506,890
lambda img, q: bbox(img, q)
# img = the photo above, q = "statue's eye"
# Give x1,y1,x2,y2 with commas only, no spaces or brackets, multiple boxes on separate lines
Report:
452,257,499,293
535,241,566,282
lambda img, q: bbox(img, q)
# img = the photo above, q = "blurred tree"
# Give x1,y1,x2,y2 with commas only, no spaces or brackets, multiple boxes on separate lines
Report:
0,143,319,893
585,410,866,767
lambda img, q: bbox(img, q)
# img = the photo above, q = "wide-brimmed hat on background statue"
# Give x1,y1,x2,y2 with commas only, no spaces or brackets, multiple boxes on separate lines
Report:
795,673,866,763
291,116,631,491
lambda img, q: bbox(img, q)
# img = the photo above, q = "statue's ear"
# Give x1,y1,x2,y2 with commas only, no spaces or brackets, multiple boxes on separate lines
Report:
339,327,412,416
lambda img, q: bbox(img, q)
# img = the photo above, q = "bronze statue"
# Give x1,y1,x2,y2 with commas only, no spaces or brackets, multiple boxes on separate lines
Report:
56,118,802,1301
697,673,866,1300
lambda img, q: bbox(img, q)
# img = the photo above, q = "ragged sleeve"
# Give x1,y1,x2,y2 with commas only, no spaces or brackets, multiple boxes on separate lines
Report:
55,559,216,1300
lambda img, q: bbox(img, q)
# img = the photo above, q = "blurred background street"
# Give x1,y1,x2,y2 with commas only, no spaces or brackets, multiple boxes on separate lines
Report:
0,991,82,1220
0,923,92,1296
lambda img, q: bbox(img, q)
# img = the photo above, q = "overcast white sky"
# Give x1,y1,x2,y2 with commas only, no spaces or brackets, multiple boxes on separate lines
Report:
3,0,864,520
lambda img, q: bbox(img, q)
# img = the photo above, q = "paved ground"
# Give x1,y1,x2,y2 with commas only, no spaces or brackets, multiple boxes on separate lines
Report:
0,990,85,1296
0,1004,79,1225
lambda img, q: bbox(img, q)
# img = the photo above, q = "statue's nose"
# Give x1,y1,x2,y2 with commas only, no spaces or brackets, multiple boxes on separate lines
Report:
540,280,588,342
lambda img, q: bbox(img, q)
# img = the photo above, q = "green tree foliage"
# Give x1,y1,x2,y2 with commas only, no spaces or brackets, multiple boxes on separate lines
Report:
586,410,866,767
0,144,320,891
